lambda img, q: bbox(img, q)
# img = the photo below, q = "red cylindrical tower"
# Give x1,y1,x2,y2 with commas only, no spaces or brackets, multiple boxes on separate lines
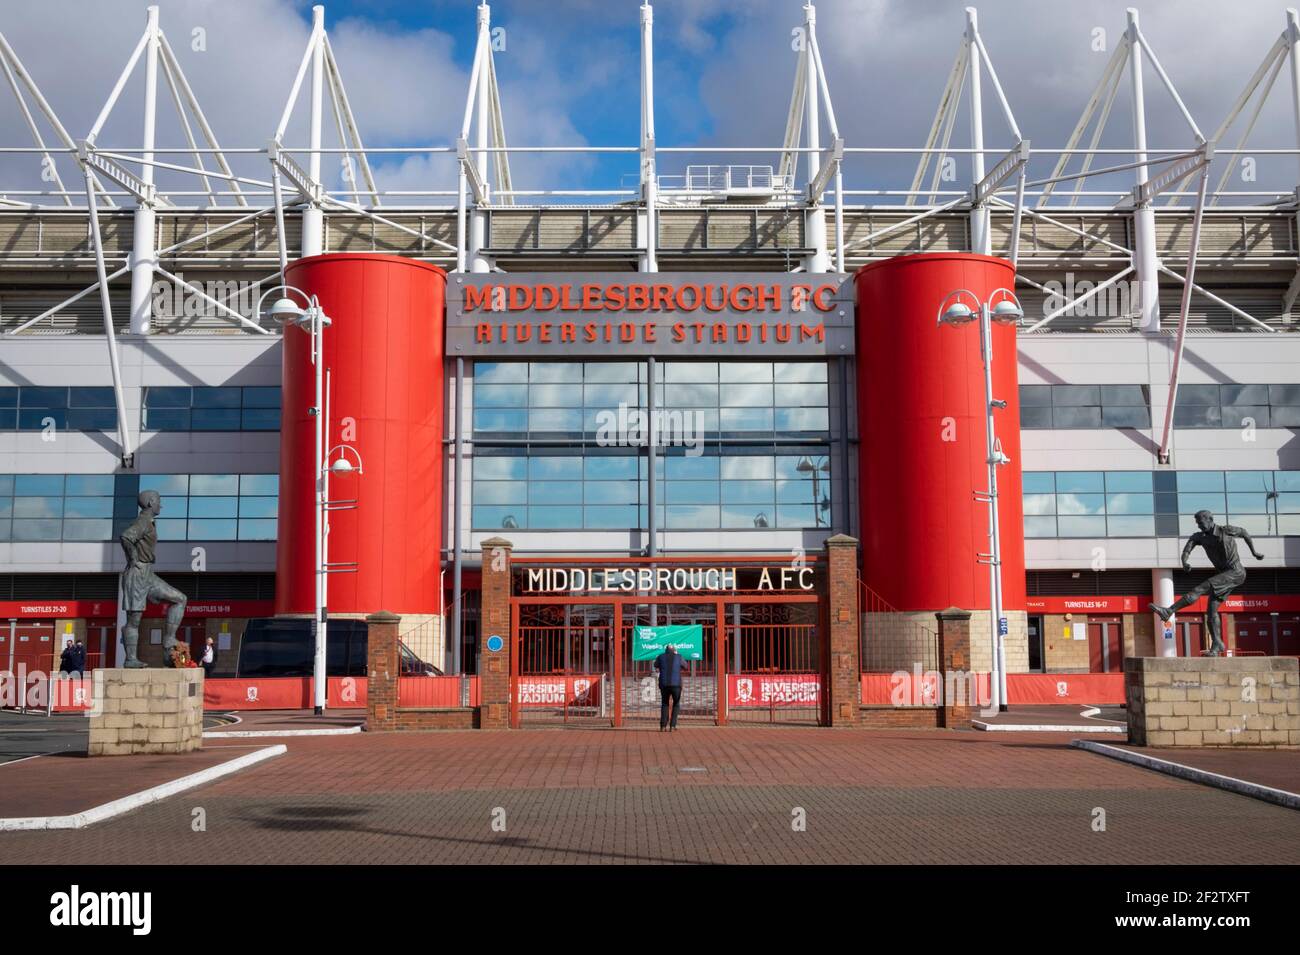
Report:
275,253,446,617
855,252,1026,613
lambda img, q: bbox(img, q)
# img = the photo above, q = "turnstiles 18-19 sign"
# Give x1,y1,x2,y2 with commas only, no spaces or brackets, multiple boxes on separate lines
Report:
633,625,704,662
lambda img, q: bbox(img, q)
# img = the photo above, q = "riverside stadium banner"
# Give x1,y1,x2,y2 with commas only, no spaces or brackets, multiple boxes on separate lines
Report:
446,272,855,357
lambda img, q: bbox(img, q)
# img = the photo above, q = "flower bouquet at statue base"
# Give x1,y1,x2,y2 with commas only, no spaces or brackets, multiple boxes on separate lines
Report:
167,641,193,669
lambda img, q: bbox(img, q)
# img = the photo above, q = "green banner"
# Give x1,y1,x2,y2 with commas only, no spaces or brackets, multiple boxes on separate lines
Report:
632,624,704,662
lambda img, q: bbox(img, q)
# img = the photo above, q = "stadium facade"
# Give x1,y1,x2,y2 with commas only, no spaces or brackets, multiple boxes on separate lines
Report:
2,3,1300,721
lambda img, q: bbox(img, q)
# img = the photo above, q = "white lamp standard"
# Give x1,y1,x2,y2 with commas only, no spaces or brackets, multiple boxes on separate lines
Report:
936,287,1023,712
259,284,332,714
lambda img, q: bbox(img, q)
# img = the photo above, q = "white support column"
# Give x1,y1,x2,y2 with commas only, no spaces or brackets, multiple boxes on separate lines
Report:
1129,8,1161,330
128,5,159,335
966,8,990,255
1152,568,1177,657
470,3,492,274
301,5,325,258
802,3,828,273
638,1,658,273
1287,10,1300,248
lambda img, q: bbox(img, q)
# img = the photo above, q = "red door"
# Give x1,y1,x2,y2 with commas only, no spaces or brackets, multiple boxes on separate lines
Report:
1087,616,1122,673
1234,614,1300,656
1180,618,1204,657
85,619,115,671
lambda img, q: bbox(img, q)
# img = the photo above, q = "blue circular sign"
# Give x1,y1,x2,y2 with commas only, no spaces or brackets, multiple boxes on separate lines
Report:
487,634,504,653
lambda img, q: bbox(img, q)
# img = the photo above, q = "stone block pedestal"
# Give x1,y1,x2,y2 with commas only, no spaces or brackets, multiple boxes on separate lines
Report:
1125,656,1299,748
88,668,204,756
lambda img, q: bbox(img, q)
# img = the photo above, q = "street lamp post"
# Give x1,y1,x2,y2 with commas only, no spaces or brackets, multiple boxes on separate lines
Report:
937,287,1023,712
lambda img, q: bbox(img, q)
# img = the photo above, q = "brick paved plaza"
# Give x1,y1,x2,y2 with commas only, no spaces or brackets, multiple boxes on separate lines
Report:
2,727,1297,865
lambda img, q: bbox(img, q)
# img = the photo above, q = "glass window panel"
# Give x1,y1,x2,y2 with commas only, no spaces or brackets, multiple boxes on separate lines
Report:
474,384,529,408
65,474,114,495
143,408,190,430
1271,405,1300,427
0,388,16,407
474,481,527,505
144,386,191,408
1053,406,1102,428
583,456,638,480
155,518,187,540
62,519,112,541
721,481,775,505
0,519,11,539
239,474,279,495
527,506,581,529
777,456,830,480
1100,385,1147,406
666,504,718,527
528,409,583,432
0,409,16,429
528,457,583,481
1273,472,1300,493
473,409,528,431
155,498,187,518
13,496,63,518
0,475,11,495
1101,406,1150,428
527,362,582,384
774,383,828,407
238,519,278,540
1220,384,1269,405
1106,493,1154,515
775,505,819,528
64,497,113,519
665,456,718,480
638,457,665,480
19,409,65,429
776,479,825,505
189,474,239,495
720,408,773,431
68,387,115,408
1178,493,1227,515
531,481,583,504
1107,515,1155,537
1021,407,1053,430
475,457,527,480
1277,493,1300,514
191,408,242,430
1057,516,1106,537
720,384,773,406
12,519,61,540
775,407,829,431
15,474,63,495
665,481,719,504
1019,385,1053,407
1024,515,1057,538
0,499,10,519
1226,472,1274,492
1056,493,1104,516
139,474,188,495
473,363,526,384
66,409,119,430
1221,406,1268,428
584,505,637,528
663,383,718,407
1178,384,1220,405
1023,493,1056,516
472,506,525,529
583,383,638,406
1177,472,1225,492
20,386,68,408
774,362,827,383
664,363,718,383
719,362,773,383
722,456,774,480
1052,385,1100,406
1226,492,1270,514
237,497,278,519
242,387,281,408
584,482,639,505
1054,472,1103,494
241,409,280,430
188,519,237,540
1268,383,1300,406
1174,404,1221,428
528,383,582,406
191,387,241,408
189,497,238,519
583,363,638,383
1227,514,1273,536
1105,472,1152,492
722,505,773,528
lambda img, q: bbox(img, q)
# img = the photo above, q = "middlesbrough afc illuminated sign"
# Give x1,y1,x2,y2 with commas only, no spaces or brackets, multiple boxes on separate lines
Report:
447,272,855,356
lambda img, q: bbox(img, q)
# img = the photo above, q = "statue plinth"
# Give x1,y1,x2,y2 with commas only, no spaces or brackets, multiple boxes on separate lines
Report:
88,668,204,756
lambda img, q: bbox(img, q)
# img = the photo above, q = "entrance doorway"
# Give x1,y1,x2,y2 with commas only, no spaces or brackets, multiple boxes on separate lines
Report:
1087,616,1122,673
1026,615,1044,672
1178,618,1204,657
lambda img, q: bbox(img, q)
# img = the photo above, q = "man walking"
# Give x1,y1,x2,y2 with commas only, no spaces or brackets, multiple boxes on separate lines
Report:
1150,510,1264,656
653,642,685,732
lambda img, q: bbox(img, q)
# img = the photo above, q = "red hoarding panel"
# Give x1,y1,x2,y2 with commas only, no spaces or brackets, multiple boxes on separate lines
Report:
728,674,821,706
855,253,1025,612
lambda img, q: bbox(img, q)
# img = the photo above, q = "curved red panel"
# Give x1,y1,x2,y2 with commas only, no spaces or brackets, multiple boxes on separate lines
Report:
855,252,1026,612
275,253,447,616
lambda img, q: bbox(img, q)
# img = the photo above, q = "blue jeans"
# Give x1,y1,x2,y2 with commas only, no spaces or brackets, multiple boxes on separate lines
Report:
659,684,682,728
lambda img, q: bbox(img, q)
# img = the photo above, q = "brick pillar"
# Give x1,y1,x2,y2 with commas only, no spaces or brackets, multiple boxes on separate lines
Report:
825,534,860,727
365,611,400,731
478,537,513,729
935,608,974,729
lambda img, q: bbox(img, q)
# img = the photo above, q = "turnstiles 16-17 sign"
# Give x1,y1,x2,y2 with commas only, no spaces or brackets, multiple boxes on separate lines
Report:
633,625,704,662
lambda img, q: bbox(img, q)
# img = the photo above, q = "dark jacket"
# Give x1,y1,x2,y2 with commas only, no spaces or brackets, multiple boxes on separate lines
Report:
653,650,684,688
59,646,76,674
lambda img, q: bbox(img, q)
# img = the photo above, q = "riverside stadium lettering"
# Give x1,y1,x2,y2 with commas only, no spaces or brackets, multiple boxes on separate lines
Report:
523,566,815,594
